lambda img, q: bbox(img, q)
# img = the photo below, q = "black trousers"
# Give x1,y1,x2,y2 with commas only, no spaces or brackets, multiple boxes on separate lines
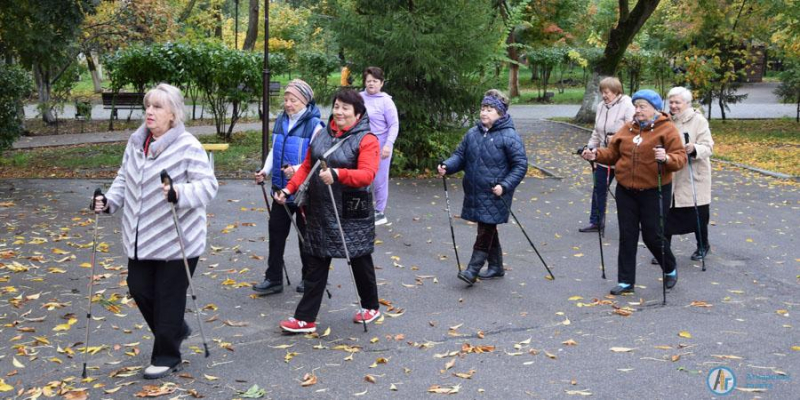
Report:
294,254,379,322
666,205,710,250
127,257,197,367
473,222,499,252
615,184,676,286
266,203,309,282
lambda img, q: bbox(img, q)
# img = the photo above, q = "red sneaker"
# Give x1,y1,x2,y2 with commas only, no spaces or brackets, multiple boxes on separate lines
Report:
280,317,316,333
353,309,380,324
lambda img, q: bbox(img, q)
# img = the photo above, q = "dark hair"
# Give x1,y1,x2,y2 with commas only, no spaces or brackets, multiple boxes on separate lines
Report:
363,66,385,84
332,89,366,118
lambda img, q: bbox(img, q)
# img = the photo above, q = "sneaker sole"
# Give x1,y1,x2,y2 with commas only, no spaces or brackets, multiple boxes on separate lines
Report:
143,364,182,380
281,325,316,333
353,312,380,324
374,218,388,226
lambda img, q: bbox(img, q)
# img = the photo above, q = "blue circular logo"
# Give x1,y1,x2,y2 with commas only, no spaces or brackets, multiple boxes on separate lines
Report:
707,367,736,395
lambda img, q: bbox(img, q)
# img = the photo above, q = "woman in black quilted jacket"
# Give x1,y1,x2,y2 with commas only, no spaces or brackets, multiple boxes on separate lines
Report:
438,89,528,286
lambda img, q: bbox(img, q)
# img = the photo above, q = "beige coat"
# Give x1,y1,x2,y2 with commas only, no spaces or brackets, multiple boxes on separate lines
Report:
670,108,713,207
588,94,635,168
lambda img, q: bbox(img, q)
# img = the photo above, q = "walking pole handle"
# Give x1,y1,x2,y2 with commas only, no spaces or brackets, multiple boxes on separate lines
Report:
160,170,178,204
320,159,328,171
90,188,104,211
683,132,690,144
655,144,665,164
255,169,266,186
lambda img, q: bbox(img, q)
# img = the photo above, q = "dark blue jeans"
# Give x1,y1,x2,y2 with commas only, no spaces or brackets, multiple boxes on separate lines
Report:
590,165,615,226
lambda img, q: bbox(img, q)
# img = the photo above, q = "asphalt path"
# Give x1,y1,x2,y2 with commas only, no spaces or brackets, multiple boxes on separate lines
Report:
0,120,797,399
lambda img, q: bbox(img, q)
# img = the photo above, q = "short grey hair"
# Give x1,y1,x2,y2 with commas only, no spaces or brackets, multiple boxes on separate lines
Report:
144,83,185,126
667,86,692,103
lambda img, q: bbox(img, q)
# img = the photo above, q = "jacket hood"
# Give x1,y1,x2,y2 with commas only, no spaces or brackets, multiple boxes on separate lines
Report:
476,114,515,132
327,113,372,138
361,91,392,99
130,121,186,158
282,100,321,124
672,107,698,124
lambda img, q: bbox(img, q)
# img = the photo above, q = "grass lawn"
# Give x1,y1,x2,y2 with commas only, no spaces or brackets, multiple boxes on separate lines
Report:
549,117,800,177
710,119,799,176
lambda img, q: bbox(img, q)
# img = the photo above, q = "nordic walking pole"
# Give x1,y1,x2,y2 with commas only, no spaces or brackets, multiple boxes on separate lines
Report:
255,171,272,216
440,168,462,272
655,146,667,306
576,146,606,279
320,160,367,332
161,170,210,357
272,184,305,246
81,188,102,378
254,171,292,287
494,187,555,280
684,132,706,272
271,184,331,299
590,162,607,279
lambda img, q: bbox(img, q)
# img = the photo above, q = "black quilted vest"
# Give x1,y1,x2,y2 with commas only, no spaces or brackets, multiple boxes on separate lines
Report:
303,115,375,258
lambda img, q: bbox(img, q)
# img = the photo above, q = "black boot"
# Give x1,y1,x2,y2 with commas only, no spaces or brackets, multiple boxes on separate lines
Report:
479,245,504,279
457,250,488,287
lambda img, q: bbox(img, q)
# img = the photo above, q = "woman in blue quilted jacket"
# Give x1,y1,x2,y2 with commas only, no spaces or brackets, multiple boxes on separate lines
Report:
438,89,528,286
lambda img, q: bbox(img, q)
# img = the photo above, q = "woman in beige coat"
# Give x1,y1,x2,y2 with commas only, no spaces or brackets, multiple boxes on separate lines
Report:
579,77,635,233
663,86,714,261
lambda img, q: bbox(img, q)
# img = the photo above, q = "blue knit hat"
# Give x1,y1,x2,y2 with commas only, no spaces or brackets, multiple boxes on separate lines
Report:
631,89,663,111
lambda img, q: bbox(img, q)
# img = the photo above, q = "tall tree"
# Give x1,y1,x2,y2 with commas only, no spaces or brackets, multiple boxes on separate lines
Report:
574,0,660,123
0,0,97,124
242,0,259,50
333,0,503,170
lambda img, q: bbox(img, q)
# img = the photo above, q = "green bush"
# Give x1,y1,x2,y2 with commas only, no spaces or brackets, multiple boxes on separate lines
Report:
0,64,33,151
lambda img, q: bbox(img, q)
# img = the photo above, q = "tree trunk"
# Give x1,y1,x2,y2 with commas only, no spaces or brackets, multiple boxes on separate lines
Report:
33,64,56,124
506,35,520,97
215,3,224,40
242,0,259,51
86,52,103,93
574,0,661,123
178,0,198,22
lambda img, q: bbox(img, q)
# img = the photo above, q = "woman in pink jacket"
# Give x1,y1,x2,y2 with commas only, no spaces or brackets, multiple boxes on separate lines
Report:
360,66,399,226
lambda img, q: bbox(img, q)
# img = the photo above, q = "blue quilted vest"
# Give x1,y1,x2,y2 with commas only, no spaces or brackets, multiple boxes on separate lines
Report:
271,102,323,193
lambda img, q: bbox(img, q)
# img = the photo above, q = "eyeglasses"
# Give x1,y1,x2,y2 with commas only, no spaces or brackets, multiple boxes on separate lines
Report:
633,103,654,110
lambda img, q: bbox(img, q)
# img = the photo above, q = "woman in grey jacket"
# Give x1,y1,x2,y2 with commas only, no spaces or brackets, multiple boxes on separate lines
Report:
93,83,218,379
579,77,634,233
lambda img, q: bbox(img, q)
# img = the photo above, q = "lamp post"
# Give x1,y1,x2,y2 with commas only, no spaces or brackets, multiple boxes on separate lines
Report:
261,0,271,164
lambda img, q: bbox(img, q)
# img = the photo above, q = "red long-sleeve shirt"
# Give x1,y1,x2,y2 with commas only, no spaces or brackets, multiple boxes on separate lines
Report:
285,118,380,194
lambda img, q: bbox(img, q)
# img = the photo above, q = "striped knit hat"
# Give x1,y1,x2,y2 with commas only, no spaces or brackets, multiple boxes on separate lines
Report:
285,79,314,105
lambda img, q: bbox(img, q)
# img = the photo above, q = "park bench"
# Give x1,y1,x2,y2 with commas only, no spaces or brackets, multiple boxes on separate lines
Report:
268,82,281,97
102,92,144,130
202,143,229,172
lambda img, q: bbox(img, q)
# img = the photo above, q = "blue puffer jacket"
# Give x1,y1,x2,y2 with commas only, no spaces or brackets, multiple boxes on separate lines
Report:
271,102,323,191
442,115,527,224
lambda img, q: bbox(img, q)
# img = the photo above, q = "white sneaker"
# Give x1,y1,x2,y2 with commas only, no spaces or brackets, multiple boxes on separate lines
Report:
143,363,181,379
374,212,388,226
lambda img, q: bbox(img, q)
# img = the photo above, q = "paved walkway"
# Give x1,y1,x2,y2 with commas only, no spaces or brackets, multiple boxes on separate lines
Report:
15,83,796,150
0,119,796,398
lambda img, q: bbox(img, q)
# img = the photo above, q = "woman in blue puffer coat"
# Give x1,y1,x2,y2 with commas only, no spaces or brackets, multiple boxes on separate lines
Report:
438,89,528,286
